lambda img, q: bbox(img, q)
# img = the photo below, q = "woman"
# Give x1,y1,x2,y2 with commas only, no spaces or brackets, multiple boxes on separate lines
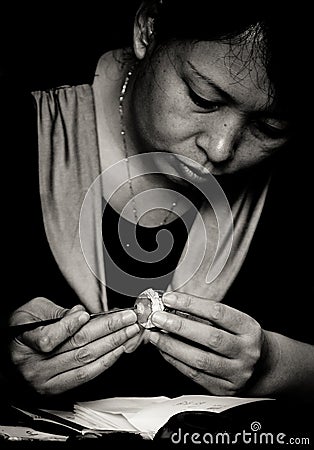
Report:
3,0,313,405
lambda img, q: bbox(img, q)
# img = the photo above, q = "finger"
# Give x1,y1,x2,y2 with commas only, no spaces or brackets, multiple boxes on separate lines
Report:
40,346,126,395
149,331,235,380
161,352,236,396
54,309,137,354
151,311,241,358
10,297,73,326
124,328,146,353
20,308,90,353
163,292,258,334
65,304,86,314
43,324,140,374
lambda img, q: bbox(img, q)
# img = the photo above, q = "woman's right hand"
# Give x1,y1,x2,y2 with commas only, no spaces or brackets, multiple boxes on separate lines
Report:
9,297,140,395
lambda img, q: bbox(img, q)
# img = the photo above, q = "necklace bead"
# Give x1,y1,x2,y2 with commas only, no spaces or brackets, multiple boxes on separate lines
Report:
119,68,177,226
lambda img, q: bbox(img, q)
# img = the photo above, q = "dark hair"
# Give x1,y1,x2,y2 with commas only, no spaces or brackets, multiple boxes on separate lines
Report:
134,0,309,122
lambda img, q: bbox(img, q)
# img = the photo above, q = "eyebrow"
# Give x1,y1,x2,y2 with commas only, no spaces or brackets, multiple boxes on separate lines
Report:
187,61,236,104
187,60,284,118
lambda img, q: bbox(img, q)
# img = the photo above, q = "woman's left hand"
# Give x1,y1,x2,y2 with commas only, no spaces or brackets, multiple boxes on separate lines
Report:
148,292,265,396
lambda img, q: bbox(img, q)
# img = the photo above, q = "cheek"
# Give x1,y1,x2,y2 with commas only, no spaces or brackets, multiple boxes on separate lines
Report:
138,82,194,147
233,132,283,170
150,108,189,144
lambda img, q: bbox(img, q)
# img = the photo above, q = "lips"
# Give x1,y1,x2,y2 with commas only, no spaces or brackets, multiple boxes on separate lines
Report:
174,157,210,183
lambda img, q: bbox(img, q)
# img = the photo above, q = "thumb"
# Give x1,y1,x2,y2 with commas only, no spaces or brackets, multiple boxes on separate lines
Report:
18,303,90,353
124,328,147,353
10,297,72,326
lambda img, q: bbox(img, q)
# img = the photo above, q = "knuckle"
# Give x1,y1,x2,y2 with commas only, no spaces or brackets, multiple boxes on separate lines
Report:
106,315,116,333
213,358,224,375
109,332,123,349
172,317,184,334
212,302,225,320
75,368,89,384
189,368,203,382
195,354,211,372
182,295,193,309
61,319,77,337
75,347,93,364
209,330,223,348
100,357,113,371
250,346,262,363
241,337,262,363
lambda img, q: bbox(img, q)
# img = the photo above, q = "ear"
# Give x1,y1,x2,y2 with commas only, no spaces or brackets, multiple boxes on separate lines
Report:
133,3,155,60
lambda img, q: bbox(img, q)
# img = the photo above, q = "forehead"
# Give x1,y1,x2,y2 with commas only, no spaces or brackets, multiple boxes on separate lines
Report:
169,39,273,112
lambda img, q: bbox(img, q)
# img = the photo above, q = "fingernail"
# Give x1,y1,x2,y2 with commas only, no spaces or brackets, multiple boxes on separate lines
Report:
162,292,177,306
71,304,86,313
39,335,52,352
149,332,159,344
212,303,222,320
151,311,167,326
39,336,50,346
78,312,90,325
122,310,137,324
124,333,144,353
126,323,140,338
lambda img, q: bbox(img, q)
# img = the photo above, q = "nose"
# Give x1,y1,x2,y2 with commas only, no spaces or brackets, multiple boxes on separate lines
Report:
196,117,242,165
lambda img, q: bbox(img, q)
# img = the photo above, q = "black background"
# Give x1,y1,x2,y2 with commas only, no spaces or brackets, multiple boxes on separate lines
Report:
0,2,141,90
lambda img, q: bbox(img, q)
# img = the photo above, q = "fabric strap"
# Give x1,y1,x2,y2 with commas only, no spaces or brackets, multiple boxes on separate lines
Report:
169,171,270,300
32,85,106,313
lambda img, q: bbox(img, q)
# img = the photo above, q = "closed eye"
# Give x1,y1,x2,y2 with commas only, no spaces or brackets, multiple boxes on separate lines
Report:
188,87,220,112
253,118,290,140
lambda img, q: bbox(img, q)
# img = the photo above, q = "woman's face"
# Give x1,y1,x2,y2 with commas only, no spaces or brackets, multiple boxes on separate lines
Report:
129,38,289,179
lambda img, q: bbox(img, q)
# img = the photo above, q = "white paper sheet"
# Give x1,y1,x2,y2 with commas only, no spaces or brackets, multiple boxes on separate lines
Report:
37,395,273,439
126,395,273,434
